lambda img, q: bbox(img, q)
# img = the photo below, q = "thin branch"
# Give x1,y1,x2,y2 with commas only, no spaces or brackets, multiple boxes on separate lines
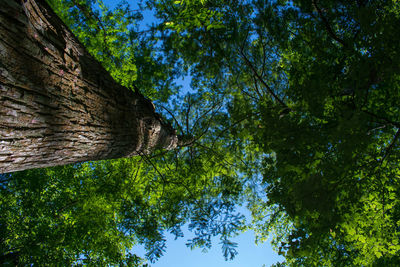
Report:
241,88,259,102
191,100,223,131
211,112,260,148
141,153,208,215
178,127,208,148
195,143,236,168
381,128,400,165
367,125,387,135
186,94,192,134
159,105,184,134
362,109,400,128
138,151,168,184
71,0,112,57
258,30,268,77
311,0,347,48
148,150,170,159
178,102,224,147
239,49,289,108
138,151,167,213
56,200,79,216
252,75,263,99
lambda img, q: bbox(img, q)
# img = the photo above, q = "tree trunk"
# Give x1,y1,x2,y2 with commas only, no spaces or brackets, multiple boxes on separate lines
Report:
0,0,178,173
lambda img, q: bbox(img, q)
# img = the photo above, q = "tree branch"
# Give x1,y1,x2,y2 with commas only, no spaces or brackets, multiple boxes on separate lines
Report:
159,105,184,134
362,109,400,128
71,0,112,56
239,49,290,109
381,128,400,164
186,94,192,134
311,0,348,48
192,100,222,132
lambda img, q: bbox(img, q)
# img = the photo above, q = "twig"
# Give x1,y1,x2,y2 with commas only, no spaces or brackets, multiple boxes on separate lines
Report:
138,151,167,213
239,49,289,109
148,150,170,159
252,75,263,99
159,105,184,134
191,100,223,131
138,151,168,184
186,94,192,134
211,112,260,148
132,158,143,183
311,0,347,48
380,128,400,165
362,109,400,128
71,0,112,57
195,143,236,168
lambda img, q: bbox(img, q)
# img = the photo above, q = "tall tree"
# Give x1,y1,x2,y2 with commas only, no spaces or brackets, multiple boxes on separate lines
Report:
2,0,400,265
0,0,179,173
148,0,400,265
1,1,247,265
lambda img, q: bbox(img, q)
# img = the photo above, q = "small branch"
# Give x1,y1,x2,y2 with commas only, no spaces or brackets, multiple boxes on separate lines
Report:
132,158,143,183
362,109,400,128
138,151,168,184
142,153,208,215
311,0,347,48
159,105,184,134
239,49,289,109
195,143,236,168
191,100,222,131
71,0,112,57
148,150,170,159
177,134,197,147
211,112,260,148
186,95,192,134
252,75,263,99
57,200,79,215
381,128,400,164
258,30,268,77
367,125,387,135
241,88,259,102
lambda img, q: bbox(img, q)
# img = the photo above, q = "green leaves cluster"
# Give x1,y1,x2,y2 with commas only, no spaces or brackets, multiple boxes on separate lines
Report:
3,0,400,265
47,0,180,101
0,149,246,265
147,0,400,265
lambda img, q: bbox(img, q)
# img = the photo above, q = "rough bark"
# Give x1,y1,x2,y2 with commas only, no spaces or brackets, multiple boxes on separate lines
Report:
0,0,178,173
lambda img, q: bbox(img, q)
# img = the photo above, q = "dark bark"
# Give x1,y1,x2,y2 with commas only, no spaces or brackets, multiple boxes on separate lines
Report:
0,0,178,173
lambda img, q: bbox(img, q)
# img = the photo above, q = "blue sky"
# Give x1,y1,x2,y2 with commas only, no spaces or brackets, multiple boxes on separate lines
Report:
134,228,283,267
130,207,283,266
98,0,284,265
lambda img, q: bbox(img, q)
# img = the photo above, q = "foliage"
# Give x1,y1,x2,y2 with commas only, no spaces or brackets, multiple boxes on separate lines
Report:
0,151,245,265
1,0,247,265
146,0,400,265
2,0,400,266
47,0,180,101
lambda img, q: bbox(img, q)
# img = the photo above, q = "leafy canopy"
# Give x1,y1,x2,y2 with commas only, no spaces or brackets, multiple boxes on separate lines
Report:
2,0,400,266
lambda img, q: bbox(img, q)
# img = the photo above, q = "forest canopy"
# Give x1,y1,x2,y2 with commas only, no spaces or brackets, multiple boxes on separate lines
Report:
1,0,400,266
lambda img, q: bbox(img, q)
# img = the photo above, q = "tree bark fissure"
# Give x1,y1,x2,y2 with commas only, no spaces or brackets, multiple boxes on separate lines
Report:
0,0,178,173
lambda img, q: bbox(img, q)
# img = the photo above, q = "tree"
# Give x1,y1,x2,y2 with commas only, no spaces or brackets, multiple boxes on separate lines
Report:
147,0,400,265
1,1,247,265
0,0,179,173
0,149,246,265
2,0,400,266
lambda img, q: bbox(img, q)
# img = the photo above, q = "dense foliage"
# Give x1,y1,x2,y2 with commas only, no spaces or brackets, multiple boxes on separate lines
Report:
1,0,400,266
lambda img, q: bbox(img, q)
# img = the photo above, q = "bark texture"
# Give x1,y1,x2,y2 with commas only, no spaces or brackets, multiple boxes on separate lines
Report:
0,0,178,173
